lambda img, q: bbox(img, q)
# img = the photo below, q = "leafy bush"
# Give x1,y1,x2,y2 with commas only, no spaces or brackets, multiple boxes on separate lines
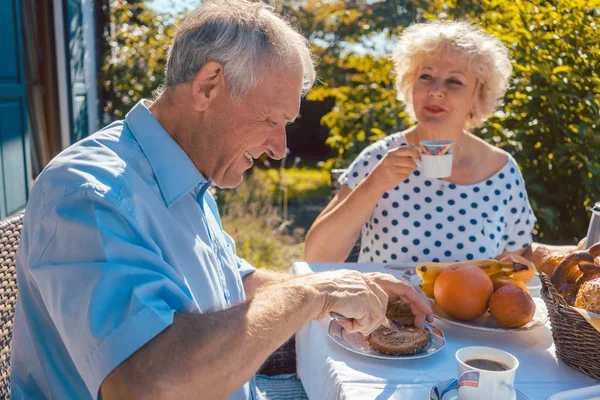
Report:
461,1,600,242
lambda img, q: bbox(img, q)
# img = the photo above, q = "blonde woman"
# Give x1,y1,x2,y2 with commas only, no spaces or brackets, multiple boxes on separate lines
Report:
305,21,536,264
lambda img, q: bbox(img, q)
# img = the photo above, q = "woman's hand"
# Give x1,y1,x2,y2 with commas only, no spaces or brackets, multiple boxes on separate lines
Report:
367,145,421,193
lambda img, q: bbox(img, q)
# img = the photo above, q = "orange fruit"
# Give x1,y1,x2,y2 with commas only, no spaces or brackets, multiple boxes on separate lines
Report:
489,285,535,328
434,263,494,321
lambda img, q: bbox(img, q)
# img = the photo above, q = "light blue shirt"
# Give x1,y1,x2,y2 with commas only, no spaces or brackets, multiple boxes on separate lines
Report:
12,100,258,399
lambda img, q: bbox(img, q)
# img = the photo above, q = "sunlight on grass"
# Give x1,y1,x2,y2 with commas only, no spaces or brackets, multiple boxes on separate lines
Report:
217,168,329,271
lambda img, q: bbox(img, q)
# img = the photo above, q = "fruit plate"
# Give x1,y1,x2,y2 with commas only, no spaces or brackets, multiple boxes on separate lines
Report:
327,319,445,360
398,269,549,333
430,378,531,400
400,268,542,296
431,297,549,334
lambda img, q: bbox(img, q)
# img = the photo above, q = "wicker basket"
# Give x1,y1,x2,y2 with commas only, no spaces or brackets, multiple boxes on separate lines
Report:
540,272,600,380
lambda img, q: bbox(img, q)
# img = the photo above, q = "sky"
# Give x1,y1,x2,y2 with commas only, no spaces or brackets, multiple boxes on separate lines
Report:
148,0,199,14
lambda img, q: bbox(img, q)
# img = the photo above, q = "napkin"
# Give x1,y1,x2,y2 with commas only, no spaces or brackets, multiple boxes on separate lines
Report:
571,306,600,333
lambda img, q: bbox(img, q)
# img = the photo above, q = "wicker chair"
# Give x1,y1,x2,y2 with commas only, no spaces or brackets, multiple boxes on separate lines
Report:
0,213,24,399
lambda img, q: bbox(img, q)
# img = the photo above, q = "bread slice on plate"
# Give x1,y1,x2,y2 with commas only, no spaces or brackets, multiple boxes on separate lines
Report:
386,300,415,326
368,326,430,355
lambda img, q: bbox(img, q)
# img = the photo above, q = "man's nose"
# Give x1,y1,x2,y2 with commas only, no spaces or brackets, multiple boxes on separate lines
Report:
265,127,287,160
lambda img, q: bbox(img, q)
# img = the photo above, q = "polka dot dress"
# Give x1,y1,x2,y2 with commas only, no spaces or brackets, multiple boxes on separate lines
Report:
339,131,537,264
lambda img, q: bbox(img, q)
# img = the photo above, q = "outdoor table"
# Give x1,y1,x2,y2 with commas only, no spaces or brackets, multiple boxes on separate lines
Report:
290,262,600,400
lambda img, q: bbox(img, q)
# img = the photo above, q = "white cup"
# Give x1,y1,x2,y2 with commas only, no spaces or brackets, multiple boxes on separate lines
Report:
455,346,519,400
418,153,453,178
417,140,454,178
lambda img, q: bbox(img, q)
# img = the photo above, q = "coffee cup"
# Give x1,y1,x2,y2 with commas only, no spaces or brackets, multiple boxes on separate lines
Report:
417,140,454,178
455,346,519,400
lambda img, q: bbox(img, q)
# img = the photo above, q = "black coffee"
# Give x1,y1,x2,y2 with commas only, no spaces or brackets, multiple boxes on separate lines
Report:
465,358,510,371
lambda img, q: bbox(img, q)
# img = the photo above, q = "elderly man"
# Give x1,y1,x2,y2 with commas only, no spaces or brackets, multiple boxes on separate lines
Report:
12,1,432,399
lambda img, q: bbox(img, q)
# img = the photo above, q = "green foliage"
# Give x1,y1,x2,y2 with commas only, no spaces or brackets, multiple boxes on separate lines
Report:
290,0,600,242
100,0,176,120
255,167,331,201
307,54,409,161
216,171,305,271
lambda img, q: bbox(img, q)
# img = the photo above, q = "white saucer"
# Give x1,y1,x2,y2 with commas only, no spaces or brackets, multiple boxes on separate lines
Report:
430,378,531,400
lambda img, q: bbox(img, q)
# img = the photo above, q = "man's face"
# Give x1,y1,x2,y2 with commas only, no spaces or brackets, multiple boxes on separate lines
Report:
197,65,303,188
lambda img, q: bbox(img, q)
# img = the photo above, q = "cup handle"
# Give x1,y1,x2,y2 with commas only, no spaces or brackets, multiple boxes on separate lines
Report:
415,158,422,169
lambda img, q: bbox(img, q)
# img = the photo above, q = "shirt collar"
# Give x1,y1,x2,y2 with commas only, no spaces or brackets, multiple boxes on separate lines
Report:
125,99,209,207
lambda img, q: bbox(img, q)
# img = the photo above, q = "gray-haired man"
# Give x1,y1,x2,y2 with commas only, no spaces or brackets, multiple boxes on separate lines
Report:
12,1,432,399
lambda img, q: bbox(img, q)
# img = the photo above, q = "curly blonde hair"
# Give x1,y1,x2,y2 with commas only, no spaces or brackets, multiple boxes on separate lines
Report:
392,21,512,129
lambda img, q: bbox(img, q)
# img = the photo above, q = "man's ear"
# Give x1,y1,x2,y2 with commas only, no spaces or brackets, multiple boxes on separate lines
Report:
191,61,225,112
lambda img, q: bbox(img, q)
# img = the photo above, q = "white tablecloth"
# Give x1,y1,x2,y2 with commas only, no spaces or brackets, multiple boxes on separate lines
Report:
290,262,599,400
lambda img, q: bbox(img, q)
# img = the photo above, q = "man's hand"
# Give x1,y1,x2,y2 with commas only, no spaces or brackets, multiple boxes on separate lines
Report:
365,272,434,329
298,270,433,335
298,270,389,335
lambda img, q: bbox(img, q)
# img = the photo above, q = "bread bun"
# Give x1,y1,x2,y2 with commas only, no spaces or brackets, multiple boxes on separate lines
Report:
575,277,600,314
489,285,535,328
434,264,494,321
368,326,429,355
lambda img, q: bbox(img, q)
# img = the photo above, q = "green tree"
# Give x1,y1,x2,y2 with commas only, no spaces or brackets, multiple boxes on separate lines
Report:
100,0,176,120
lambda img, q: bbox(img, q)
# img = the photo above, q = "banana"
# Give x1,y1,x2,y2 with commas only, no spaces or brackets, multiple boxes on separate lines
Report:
415,259,530,298
419,280,436,298
491,276,529,293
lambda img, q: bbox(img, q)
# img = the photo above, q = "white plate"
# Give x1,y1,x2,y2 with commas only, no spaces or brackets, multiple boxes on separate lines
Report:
430,378,531,400
546,385,600,400
328,319,445,360
430,297,549,334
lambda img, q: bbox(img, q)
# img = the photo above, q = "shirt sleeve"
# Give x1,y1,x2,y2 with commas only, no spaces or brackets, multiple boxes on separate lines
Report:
26,187,196,399
338,140,388,190
503,157,537,252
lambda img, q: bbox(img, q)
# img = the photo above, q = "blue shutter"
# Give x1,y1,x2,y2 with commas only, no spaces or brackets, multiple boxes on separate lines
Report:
65,0,89,143
0,0,30,218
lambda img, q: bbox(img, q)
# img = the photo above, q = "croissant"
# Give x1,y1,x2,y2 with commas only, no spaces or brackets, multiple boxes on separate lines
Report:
532,245,566,277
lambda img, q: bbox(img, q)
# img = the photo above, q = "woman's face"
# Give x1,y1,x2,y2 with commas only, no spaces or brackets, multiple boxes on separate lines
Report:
412,54,478,132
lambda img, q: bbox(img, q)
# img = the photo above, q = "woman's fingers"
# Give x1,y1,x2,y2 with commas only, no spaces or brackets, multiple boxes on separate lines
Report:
388,145,421,160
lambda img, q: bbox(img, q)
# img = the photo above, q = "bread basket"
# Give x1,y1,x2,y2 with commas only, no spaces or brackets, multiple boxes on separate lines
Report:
540,272,600,380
